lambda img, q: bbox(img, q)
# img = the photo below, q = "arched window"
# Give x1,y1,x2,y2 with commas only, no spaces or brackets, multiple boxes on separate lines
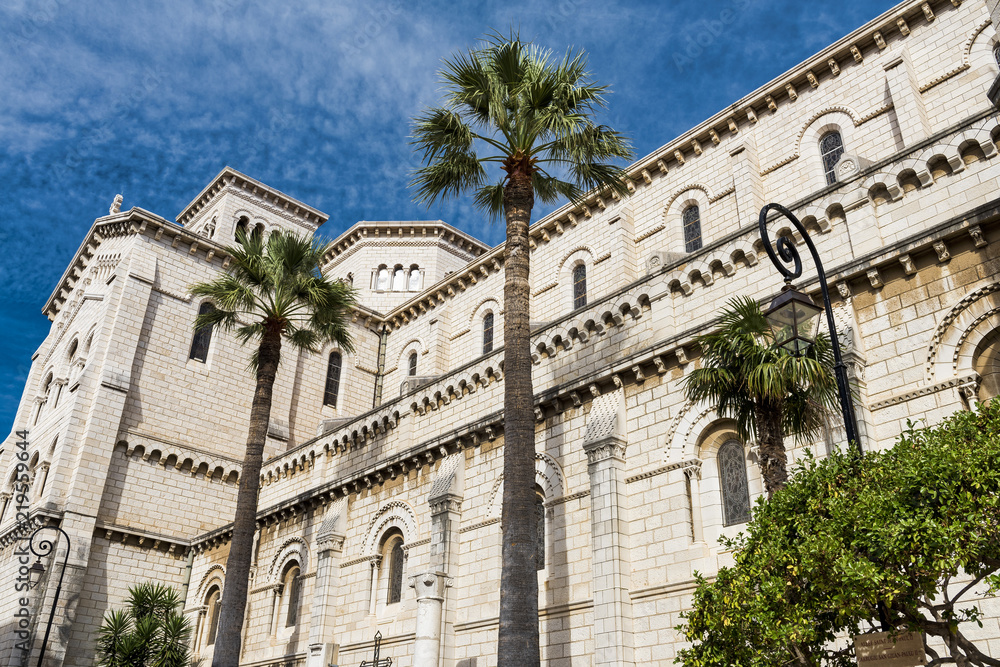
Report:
67,339,78,361
683,205,702,253
535,487,546,570
189,303,216,363
376,267,390,291
382,533,405,605
572,264,587,310
993,43,1000,70
282,563,301,627
820,131,845,186
408,265,421,291
204,586,221,647
235,216,249,240
392,266,406,291
346,273,354,286
324,352,342,407
408,352,418,377
719,440,751,526
483,312,494,355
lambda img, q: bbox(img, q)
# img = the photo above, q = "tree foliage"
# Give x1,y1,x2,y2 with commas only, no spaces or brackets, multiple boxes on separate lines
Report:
96,583,191,667
676,400,1000,667
684,296,839,496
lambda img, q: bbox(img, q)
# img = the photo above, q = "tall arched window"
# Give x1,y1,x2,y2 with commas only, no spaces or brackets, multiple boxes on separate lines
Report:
683,205,702,253
376,267,390,291
204,586,221,648
235,216,249,239
384,534,405,604
483,312,494,355
408,352,418,377
719,440,751,526
408,265,421,291
572,264,587,310
392,266,406,291
324,352,342,407
535,487,546,570
820,131,845,185
282,562,301,627
189,303,216,363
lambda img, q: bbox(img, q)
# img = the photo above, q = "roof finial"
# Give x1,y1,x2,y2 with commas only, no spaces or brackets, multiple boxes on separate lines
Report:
109,194,123,215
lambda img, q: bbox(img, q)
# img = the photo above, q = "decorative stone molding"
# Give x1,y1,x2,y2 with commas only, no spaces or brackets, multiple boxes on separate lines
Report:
583,436,628,465
871,372,980,411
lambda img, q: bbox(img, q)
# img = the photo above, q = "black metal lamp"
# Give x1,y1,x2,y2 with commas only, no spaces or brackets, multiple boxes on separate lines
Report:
765,283,823,356
28,559,45,588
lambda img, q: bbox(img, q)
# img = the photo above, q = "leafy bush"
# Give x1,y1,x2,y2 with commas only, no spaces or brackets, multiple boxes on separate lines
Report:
676,400,1000,666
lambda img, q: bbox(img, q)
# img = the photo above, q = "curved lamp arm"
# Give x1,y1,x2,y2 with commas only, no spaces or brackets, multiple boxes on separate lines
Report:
758,203,862,455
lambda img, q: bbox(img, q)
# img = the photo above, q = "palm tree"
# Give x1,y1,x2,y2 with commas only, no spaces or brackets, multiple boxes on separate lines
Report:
188,229,356,667
411,34,633,665
683,296,839,497
96,582,191,667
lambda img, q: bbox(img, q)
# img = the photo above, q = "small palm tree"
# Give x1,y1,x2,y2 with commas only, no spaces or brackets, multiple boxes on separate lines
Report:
411,33,633,665
683,296,839,497
96,582,191,667
189,229,356,667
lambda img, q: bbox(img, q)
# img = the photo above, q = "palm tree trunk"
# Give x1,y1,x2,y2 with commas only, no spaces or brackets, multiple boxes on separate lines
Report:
498,168,540,666
755,400,788,498
212,324,282,667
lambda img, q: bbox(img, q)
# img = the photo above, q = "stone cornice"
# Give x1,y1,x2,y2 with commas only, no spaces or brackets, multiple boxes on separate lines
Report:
175,166,327,227
322,219,490,267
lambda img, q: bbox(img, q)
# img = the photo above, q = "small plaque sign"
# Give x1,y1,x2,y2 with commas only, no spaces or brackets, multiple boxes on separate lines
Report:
854,631,925,666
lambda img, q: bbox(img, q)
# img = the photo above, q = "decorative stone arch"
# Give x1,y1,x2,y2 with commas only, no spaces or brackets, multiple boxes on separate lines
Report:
469,297,501,326
691,420,762,542
664,398,720,462
268,537,309,583
559,247,594,310
964,16,997,73
363,500,419,557
485,452,565,519
925,281,1000,384
797,108,860,190
195,564,226,601
231,209,268,240
395,338,427,375
320,343,352,410
664,185,711,254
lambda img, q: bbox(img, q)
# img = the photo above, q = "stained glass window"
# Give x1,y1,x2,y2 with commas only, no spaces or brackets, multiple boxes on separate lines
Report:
409,352,418,377
387,540,404,604
683,205,702,253
284,565,300,627
205,587,221,646
324,352,342,407
719,440,751,526
535,491,546,570
483,312,494,354
573,264,587,310
189,303,216,363
820,131,845,186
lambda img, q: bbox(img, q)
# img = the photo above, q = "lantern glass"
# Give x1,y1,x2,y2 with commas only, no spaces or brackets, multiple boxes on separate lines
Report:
765,286,823,356
28,559,45,587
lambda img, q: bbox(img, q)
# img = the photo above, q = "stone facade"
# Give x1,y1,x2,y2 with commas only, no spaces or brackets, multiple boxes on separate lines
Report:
4,1,1000,665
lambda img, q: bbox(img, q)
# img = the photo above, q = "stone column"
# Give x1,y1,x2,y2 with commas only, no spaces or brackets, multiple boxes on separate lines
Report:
409,571,449,667
584,434,636,667
683,460,705,544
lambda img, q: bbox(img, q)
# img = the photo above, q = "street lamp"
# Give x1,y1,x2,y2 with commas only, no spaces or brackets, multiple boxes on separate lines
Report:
28,525,71,667
758,202,862,455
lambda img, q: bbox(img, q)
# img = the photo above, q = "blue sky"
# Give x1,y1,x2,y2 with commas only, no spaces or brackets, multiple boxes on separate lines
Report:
0,0,900,432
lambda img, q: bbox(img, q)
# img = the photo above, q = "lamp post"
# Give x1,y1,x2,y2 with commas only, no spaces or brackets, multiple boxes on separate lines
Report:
757,202,862,455
27,525,71,667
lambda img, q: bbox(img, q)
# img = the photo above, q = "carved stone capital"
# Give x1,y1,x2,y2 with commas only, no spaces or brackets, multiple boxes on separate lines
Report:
681,459,703,480
583,435,627,465
428,492,462,517
408,570,448,601
316,531,345,554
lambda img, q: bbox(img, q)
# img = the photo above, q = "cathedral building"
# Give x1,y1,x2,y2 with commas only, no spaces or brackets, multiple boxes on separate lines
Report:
4,0,1000,664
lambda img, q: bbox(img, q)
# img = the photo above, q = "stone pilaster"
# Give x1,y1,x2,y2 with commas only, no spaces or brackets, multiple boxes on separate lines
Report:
306,527,345,667
583,434,635,667
883,48,931,148
421,453,463,667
